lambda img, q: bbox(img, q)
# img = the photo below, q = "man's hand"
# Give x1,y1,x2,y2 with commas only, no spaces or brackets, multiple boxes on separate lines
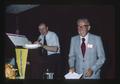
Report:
69,67,75,73
85,68,93,77
33,41,43,45
33,41,39,44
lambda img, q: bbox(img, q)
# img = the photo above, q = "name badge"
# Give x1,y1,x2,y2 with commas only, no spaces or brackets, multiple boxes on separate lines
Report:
87,44,93,48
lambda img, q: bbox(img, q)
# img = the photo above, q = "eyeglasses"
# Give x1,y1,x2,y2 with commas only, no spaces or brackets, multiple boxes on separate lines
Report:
78,25,89,28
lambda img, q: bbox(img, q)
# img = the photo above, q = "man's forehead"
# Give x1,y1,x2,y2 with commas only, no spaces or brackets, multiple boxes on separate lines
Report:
38,25,46,29
77,19,90,25
78,21,87,25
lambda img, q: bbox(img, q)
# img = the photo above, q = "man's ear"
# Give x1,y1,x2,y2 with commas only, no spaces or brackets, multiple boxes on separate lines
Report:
88,26,91,31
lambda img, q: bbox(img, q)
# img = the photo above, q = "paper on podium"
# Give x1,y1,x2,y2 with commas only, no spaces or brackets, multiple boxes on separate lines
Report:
6,33,32,47
64,72,83,79
23,43,41,49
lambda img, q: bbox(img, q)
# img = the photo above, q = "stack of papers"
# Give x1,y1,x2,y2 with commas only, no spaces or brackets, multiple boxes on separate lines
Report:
24,44,41,49
64,72,82,79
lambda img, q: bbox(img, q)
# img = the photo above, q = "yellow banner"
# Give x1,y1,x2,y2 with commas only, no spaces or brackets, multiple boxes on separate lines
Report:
15,48,28,79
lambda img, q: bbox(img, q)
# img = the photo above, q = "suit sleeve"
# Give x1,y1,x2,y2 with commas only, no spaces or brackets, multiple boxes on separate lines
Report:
91,36,106,73
68,37,76,68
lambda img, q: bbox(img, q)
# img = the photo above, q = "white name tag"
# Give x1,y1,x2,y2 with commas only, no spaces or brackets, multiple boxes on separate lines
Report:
87,44,93,48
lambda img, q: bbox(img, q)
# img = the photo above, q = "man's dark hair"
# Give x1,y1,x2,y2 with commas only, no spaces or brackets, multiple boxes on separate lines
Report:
38,22,48,27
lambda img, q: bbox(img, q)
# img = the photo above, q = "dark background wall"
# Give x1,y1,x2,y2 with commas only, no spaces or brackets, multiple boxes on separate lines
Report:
5,5,115,79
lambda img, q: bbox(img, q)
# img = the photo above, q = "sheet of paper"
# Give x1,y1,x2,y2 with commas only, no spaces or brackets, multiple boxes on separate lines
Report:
23,43,41,49
64,72,83,79
6,33,32,47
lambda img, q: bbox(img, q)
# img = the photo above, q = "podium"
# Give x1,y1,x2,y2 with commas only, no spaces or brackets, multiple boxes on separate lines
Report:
15,47,64,79
26,47,46,79
15,47,45,79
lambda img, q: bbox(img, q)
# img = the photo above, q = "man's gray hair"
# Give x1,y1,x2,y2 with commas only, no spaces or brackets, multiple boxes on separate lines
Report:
77,18,90,25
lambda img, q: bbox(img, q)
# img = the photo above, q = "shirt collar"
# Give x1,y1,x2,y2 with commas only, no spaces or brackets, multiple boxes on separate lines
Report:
80,33,89,39
41,31,49,37
80,33,89,43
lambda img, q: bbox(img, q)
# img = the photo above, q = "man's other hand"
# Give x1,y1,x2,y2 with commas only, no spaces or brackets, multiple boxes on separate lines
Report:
85,68,93,77
69,67,75,73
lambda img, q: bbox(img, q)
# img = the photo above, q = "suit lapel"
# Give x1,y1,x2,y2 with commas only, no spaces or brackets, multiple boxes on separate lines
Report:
76,35,83,58
84,33,93,58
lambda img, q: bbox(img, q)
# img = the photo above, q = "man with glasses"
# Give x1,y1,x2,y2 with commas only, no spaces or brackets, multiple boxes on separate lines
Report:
68,18,106,79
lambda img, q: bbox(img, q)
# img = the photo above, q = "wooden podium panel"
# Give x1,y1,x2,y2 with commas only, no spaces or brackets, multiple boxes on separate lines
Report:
26,47,47,79
24,47,64,79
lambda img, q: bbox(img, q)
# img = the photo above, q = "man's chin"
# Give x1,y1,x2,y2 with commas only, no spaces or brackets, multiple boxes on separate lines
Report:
78,32,86,36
